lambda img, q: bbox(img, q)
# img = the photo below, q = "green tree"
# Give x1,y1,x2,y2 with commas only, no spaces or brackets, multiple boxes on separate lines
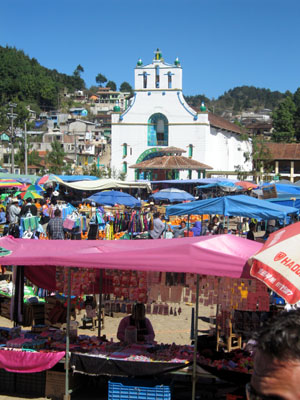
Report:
240,136,272,182
106,81,117,91
293,88,300,141
96,73,107,87
0,46,86,108
45,139,66,174
73,64,84,77
119,81,133,94
272,96,296,142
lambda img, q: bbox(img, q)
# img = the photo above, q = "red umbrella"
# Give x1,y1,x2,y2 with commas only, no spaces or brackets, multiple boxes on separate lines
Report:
21,184,31,192
235,181,258,190
251,221,300,304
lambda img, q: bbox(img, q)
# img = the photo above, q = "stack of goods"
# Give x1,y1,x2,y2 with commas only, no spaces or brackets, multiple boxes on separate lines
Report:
198,349,253,382
0,326,196,365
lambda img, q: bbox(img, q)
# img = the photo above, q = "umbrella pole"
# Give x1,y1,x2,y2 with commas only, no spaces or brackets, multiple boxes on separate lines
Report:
187,215,190,234
192,274,200,400
98,269,103,337
64,268,71,400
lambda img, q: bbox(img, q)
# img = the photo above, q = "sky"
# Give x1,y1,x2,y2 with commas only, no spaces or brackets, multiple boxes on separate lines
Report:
0,0,299,99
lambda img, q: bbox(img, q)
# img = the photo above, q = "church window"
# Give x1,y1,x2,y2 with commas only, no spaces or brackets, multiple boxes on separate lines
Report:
168,72,172,88
123,161,127,174
188,170,192,179
155,66,160,88
147,113,168,146
188,144,193,158
143,72,147,88
122,143,127,158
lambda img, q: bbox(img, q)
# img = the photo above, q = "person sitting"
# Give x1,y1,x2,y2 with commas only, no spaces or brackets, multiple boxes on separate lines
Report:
0,206,6,224
211,216,220,234
117,303,155,343
247,222,256,241
241,217,249,234
191,221,202,237
170,220,187,238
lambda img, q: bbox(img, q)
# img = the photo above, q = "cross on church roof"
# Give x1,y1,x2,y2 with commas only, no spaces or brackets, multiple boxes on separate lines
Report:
154,48,162,61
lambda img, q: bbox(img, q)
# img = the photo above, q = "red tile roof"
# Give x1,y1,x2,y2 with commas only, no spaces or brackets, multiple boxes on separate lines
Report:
130,155,212,170
208,112,244,135
265,142,300,160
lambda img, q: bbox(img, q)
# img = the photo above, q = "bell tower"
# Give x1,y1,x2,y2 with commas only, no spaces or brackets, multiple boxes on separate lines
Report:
134,49,182,91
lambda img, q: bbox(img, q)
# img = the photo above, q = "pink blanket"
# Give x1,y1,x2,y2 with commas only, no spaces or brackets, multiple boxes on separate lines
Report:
0,350,65,373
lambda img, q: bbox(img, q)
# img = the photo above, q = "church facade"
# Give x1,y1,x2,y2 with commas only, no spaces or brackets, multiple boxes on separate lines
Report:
111,50,252,181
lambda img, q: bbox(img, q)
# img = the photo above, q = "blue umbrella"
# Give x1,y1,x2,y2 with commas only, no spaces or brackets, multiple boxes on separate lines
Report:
86,190,141,207
152,188,195,203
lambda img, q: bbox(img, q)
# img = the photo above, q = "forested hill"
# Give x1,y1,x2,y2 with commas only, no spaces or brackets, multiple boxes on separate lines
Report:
185,86,288,115
0,46,291,116
0,46,85,110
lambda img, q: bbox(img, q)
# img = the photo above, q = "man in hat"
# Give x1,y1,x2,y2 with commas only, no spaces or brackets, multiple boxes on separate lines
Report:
8,198,20,224
7,198,20,238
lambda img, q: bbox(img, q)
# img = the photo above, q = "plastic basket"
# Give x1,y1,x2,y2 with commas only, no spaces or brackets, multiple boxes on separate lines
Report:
108,378,171,400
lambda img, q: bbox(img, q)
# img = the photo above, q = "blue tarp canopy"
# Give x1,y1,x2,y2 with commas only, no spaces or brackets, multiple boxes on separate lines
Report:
55,175,99,182
197,181,242,192
165,194,299,220
261,183,300,195
266,195,300,210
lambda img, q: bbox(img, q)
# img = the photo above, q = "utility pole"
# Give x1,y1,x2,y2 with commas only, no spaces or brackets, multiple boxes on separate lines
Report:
24,122,28,175
74,133,77,170
8,103,17,173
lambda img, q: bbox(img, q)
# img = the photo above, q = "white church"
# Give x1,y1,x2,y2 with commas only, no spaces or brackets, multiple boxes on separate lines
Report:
111,49,252,181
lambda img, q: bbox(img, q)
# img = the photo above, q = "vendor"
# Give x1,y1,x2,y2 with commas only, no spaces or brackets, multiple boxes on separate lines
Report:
170,220,187,238
149,212,166,239
117,303,155,343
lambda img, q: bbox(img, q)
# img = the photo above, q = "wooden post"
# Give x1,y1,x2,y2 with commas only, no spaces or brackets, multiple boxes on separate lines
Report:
192,274,200,400
64,268,71,400
98,269,103,337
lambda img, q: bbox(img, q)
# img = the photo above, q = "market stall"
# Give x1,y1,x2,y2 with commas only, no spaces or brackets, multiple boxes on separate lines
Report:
165,194,299,221
0,235,263,399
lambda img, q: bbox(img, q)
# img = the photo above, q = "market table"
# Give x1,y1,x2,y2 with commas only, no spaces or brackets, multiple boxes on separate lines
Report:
70,352,191,377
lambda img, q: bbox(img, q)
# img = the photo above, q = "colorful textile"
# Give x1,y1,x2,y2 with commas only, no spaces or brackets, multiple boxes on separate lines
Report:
63,218,75,230
21,216,39,231
56,267,97,296
0,350,65,373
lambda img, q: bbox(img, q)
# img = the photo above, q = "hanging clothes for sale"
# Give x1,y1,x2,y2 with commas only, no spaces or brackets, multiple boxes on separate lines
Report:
20,215,39,231
56,267,97,296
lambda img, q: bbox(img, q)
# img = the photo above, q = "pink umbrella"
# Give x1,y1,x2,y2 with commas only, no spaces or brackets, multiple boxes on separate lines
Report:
251,221,300,304
37,175,50,185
